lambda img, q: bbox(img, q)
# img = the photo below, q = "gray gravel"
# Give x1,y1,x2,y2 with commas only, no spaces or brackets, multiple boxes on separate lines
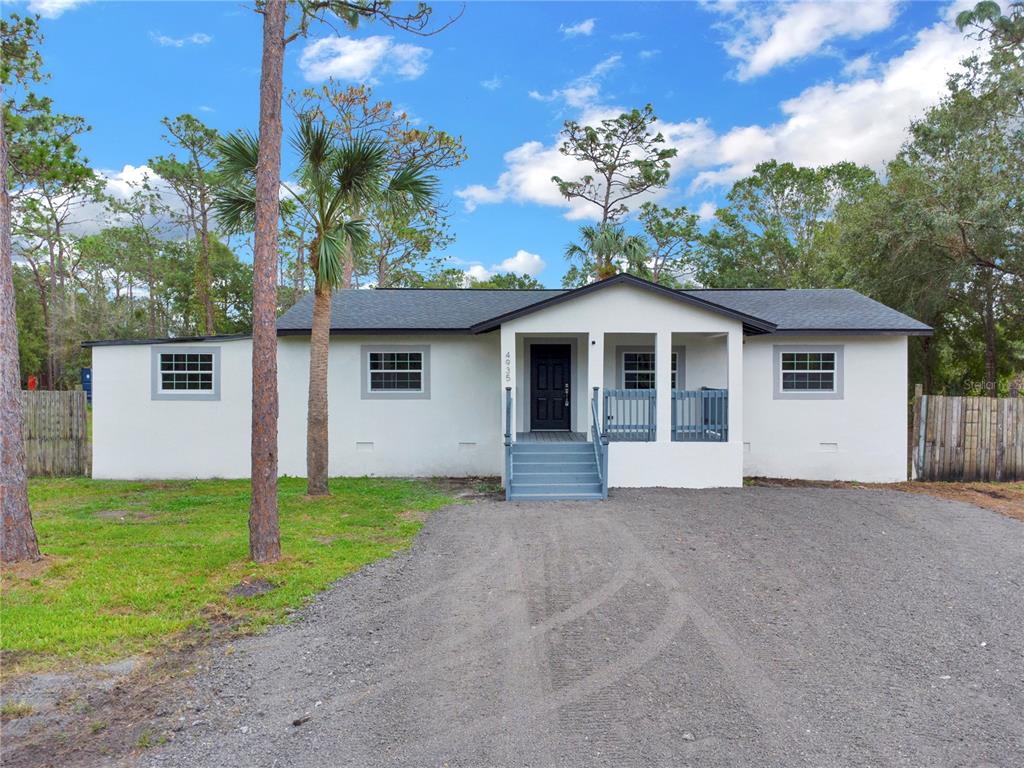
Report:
142,487,1024,768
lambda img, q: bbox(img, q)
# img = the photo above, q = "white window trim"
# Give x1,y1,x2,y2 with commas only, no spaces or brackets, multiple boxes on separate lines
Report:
621,350,656,390
614,346,686,390
150,346,221,401
773,344,844,400
360,344,431,400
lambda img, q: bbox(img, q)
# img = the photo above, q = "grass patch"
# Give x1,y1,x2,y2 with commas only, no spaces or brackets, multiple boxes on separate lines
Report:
1,477,452,673
1,700,34,719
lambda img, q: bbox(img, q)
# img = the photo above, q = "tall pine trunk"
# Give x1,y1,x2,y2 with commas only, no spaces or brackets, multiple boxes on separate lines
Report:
981,270,997,392
0,95,41,563
306,274,331,496
248,0,286,563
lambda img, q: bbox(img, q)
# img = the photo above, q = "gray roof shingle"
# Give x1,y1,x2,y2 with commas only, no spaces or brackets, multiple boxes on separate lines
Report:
276,284,931,336
686,289,933,333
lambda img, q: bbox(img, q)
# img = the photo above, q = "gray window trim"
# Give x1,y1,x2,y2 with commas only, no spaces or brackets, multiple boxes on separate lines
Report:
361,344,431,400
773,344,844,400
151,346,221,401
615,345,686,389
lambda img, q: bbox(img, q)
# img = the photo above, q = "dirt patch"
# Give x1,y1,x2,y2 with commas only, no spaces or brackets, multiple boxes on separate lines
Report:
430,476,504,501
0,616,242,768
93,509,155,522
748,477,1024,522
1,554,60,582
227,578,277,599
313,535,339,545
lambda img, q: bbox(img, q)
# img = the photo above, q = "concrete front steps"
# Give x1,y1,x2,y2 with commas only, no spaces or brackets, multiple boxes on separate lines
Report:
507,442,605,501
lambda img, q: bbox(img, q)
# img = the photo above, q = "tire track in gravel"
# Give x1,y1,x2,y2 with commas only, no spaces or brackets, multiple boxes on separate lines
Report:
310,513,643,719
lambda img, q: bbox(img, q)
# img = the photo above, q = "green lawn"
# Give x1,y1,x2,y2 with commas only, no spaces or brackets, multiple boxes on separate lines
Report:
1,477,454,673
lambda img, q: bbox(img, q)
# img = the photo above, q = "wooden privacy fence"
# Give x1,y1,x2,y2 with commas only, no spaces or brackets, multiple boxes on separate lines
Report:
911,387,1024,481
22,390,90,477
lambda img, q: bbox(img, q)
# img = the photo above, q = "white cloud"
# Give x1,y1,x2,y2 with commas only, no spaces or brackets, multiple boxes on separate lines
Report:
638,49,661,60
299,35,431,83
711,0,898,80
26,0,89,18
561,18,596,37
198,105,215,113
691,6,980,188
842,53,873,77
463,249,547,283
526,54,621,112
460,5,981,215
151,32,213,48
481,75,503,91
612,31,643,41
697,201,717,222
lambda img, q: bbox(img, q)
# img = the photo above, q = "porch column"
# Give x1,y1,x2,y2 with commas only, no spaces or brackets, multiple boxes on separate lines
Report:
587,332,603,430
655,331,673,443
500,325,516,445
727,329,742,442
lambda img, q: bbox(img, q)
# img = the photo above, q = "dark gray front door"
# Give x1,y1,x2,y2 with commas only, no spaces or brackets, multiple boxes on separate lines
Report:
531,344,571,430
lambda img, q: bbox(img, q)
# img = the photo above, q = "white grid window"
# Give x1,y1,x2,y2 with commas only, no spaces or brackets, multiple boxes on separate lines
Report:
623,352,655,389
623,352,680,389
781,351,836,392
368,351,423,392
159,352,214,392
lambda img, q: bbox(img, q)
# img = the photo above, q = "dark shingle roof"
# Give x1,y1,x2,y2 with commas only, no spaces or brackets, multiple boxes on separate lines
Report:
685,289,933,334
276,288,565,333
275,282,931,336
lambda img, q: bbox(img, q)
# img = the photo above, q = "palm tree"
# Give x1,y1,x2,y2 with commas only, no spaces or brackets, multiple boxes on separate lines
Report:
565,223,649,284
216,116,437,496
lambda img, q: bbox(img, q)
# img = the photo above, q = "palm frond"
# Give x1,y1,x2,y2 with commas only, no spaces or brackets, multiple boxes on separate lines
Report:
316,219,372,288
211,181,257,234
383,162,439,217
215,131,260,185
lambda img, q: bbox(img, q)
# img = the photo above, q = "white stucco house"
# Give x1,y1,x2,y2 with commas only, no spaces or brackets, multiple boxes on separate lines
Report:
85,274,931,499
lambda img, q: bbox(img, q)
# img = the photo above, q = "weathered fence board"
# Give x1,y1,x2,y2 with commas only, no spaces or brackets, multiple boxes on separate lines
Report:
912,390,1023,481
22,390,90,477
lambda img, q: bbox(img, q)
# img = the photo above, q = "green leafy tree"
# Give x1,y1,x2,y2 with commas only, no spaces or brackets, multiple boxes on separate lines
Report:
636,202,700,286
563,223,648,287
552,104,677,224
215,116,437,496
242,0,458,561
289,83,466,287
149,114,221,335
697,160,875,288
1,12,43,561
469,272,545,289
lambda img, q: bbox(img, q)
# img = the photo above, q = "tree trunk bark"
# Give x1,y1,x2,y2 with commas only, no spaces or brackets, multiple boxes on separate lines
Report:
248,0,286,564
306,277,331,496
195,197,216,335
981,270,997,392
0,96,42,563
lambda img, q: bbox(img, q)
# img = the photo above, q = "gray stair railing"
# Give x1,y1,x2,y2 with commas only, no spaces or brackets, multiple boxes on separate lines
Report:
504,386,513,500
591,387,609,498
671,388,728,442
603,388,656,442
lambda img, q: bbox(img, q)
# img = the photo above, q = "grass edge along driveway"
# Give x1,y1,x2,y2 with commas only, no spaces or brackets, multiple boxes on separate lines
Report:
1,477,456,674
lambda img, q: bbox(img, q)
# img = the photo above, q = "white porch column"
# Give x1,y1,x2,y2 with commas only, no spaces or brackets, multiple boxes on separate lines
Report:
727,329,742,442
587,332,603,430
500,325,516,444
655,331,673,443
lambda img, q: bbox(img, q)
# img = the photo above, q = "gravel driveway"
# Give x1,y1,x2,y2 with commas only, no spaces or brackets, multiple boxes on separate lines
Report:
143,488,1024,768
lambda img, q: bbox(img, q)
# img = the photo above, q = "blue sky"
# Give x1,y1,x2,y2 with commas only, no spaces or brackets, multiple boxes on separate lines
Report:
25,0,978,287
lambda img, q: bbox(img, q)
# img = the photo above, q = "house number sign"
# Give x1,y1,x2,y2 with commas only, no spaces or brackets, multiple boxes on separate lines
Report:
504,351,512,384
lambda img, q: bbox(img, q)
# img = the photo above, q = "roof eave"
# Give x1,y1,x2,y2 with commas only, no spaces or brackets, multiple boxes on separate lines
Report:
469,273,777,334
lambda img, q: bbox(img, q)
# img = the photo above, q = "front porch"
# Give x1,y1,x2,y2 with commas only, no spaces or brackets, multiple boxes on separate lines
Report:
501,329,744,499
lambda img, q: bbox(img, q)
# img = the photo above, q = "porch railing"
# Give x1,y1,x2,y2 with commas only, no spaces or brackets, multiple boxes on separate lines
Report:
504,386,512,500
672,388,728,442
603,388,656,442
591,387,609,498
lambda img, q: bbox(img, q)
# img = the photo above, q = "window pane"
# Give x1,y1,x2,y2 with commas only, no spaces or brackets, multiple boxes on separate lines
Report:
159,352,214,391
